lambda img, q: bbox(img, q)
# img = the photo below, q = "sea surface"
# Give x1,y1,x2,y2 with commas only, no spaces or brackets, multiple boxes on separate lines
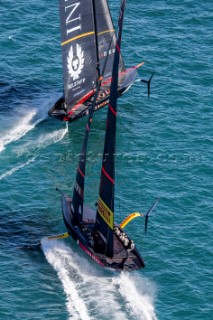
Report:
0,1,212,319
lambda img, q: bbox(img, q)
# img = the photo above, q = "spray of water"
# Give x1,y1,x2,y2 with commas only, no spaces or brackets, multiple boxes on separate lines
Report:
0,96,68,154
42,239,91,320
14,124,68,157
41,239,158,320
0,110,37,152
37,124,68,146
0,94,60,153
118,273,158,320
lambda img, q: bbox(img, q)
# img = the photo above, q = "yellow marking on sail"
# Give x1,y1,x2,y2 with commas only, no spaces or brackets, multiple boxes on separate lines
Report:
47,232,70,240
97,29,115,36
97,196,113,229
61,31,95,46
119,212,144,229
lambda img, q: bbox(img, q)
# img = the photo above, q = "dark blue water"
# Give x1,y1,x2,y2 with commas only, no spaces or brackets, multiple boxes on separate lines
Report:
0,1,212,319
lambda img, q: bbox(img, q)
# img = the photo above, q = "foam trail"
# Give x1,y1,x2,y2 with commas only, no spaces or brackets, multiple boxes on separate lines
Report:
42,239,158,320
118,273,158,320
0,110,37,152
0,94,56,153
43,124,68,145
0,157,35,181
33,126,68,148
42,239,91,320
15,125,68,156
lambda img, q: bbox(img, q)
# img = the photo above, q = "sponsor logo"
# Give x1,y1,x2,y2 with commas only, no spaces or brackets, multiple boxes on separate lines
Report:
64,1,81,36
97,197,113,229
67,43,84,80
99,48,115,59
79,242,104,267
68,78,85,90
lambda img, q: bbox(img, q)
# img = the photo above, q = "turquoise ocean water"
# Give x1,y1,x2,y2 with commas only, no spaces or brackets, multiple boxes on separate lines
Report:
0,1,212,319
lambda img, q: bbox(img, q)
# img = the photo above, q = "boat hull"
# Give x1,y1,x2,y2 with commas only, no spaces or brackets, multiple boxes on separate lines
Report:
61,193,145,271
49,67,137,122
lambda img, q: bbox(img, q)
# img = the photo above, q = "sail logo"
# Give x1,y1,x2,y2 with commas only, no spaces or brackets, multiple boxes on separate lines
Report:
67,44,84,81
97,197,113,229
65,1,81,36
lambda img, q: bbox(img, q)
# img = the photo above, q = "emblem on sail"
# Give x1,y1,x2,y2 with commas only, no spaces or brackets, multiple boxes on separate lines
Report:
67,44,84,80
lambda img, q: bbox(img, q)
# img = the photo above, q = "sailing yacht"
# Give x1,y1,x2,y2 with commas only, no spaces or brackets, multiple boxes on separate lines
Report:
49,0,143,122
55,0,146,271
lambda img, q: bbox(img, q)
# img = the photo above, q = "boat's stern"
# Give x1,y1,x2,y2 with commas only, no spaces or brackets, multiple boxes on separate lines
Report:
48,96,67,121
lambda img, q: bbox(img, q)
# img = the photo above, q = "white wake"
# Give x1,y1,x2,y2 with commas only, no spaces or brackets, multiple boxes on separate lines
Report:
14,124,68,157
37,123,69,146
0,110,37,152
0,157,35,181
42,239,158,320
0,95,59,153
42,239,91,320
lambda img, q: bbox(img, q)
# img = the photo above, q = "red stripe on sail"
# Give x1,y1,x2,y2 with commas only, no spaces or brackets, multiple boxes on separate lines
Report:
116,43,120,53
102,166,114,184
109,104,117,116
78,166,85,178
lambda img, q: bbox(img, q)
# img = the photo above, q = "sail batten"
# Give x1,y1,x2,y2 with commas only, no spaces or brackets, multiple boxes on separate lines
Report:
98,29,115,36
61,31,95,46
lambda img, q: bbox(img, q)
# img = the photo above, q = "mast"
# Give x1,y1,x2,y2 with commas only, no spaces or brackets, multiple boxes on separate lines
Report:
95,0,126,258
92,0,101,81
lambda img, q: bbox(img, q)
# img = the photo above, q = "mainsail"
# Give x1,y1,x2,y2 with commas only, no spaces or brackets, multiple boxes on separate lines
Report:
59,0,97,107
57,0,127,118
71,82,100,222
95,0,125,79
95,0,126,258
71,99,94,222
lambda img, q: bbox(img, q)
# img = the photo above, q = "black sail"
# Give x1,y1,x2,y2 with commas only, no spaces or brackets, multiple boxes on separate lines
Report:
96,0,126,258
71,102,94,222
95,0,125,80
71,85,101,221
71,41,112,222
59,0,97,108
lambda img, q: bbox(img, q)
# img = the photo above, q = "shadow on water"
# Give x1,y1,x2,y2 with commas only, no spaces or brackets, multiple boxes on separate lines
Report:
0,78,62,112
0,206,61,249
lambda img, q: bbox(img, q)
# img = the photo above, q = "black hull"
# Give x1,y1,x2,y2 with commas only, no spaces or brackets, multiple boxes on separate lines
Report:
49,67,137,122
61,193,145,272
